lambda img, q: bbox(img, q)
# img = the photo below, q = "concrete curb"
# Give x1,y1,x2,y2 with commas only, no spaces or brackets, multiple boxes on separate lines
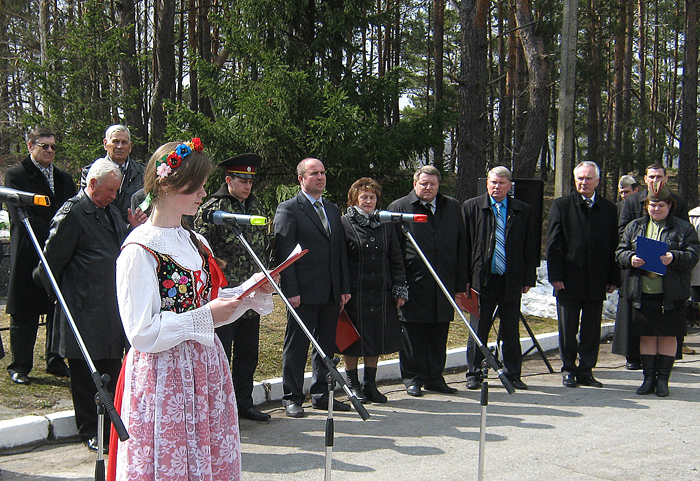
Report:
0,323,614,451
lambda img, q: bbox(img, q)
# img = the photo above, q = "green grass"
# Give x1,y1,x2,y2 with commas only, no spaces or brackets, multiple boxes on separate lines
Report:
0,297,558,418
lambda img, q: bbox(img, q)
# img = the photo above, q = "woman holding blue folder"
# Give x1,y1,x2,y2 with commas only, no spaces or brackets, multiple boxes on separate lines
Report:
616,182,699,397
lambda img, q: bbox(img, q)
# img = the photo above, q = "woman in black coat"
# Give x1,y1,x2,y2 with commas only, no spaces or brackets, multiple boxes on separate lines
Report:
341,178,408,403
616,183,699,397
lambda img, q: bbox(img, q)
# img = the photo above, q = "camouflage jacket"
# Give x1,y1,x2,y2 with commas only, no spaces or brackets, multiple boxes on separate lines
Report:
194,183,269,287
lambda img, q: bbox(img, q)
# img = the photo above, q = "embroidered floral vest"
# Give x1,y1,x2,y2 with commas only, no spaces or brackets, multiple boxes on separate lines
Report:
135,244,212,314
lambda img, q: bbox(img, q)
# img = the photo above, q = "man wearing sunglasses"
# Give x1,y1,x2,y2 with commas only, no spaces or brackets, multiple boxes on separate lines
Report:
4,127,77,384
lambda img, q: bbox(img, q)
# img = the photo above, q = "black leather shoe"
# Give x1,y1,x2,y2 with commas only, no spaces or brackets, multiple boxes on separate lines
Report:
239,407,271,422
405,383,423,397
509,378,528,390
46,363,70,378
85,437,108,454
576,374,603,387
312,399,351,411
424,382,458,394
10,373,30,385
466,376,482,390
284,403,304,418
625,361,642,370
562,373,578,388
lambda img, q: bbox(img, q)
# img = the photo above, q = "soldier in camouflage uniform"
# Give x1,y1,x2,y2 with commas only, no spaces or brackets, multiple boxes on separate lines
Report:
194,153,271,422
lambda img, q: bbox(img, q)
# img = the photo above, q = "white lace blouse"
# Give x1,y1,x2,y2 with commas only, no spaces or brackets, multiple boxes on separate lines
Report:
116,224,273,353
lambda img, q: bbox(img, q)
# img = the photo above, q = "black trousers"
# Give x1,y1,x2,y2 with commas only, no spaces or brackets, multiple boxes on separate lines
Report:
67,357,122,443
399,321,450,386
466,275,523,379
556,298,603,375
282,301,339,406
7,310,64,376
215,312,261,411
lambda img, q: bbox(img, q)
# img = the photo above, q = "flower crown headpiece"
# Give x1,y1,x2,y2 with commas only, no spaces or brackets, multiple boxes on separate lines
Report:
156,137,204,179
139,138,204,212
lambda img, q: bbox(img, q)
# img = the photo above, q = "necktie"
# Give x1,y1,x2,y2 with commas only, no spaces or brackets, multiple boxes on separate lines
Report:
493,203,506,275
314,200,331,234
43,166,55,194
585,197,593,208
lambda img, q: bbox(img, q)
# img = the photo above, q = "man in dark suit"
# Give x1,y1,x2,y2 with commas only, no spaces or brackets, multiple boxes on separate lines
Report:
80,124,147,228
37,158,128,452
388,165,468,397
462,166,538,391
5,126,77,384
274,158,351,418
547,161,620,388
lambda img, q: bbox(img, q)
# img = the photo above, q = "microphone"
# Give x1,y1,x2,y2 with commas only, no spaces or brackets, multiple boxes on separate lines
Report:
0,187,50,206
368,210,428,223
203,210,268,226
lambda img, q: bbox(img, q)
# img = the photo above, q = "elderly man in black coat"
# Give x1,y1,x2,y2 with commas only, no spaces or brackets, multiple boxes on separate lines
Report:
5,127,77,384
547,161,620,388
37,158,128,452
388,165,468,397
462,166,538,391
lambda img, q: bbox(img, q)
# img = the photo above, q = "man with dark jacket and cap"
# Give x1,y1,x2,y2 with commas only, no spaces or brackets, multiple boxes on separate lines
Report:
194,153,271,422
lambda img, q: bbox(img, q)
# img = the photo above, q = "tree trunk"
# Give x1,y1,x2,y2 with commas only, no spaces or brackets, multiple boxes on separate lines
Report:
586,0,602,180
554,0,579,197
433,0,445,169
456,0,488,201
679,0,699,207
119,0,147,157
636,0,647,171
511,0,550,178
151,0,176,144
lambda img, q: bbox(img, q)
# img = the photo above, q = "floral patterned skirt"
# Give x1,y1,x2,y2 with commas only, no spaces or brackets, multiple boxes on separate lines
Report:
114,338,240,480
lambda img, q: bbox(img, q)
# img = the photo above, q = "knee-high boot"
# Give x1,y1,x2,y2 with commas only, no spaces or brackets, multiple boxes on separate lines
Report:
363,367,387,403
636,354,657,395
655,355,675,397
346,368,367,403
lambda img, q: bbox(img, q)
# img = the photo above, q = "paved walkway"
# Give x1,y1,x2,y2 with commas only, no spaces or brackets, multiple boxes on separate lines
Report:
1,331,698,480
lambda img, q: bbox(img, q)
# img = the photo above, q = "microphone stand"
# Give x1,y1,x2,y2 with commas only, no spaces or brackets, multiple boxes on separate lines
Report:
216,220,370,422
14,205,129,481
397,223,515,394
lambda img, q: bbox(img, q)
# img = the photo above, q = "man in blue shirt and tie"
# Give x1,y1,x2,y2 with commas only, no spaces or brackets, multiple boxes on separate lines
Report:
462,166,538,391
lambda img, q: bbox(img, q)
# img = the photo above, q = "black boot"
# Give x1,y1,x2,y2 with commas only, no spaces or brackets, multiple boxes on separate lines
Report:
363,367,387,403
655,355,675,397
636,355,657,395
346,368,368,403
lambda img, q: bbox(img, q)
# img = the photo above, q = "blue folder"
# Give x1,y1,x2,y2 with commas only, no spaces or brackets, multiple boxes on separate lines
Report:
636,236,668,276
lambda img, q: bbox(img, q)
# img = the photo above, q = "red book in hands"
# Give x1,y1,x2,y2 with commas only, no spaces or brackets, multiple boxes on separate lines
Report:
236,245,308,299
456,288,480,320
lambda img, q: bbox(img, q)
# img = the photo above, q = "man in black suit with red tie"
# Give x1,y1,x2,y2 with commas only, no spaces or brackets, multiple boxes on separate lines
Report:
5,127,77,384
274,158,351,418
547,161,620,388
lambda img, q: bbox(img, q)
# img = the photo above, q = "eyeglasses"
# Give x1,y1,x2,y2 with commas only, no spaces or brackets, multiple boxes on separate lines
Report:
34,142,57,151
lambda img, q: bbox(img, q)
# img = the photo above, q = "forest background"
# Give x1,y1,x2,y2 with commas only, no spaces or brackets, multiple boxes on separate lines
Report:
1,0,700,211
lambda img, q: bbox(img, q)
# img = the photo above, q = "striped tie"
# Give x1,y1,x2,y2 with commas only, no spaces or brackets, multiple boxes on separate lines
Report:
314,200,331,234
493,203,506,275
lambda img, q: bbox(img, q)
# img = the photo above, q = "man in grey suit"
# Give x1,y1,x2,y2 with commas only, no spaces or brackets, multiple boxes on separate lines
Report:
274,158,351,417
